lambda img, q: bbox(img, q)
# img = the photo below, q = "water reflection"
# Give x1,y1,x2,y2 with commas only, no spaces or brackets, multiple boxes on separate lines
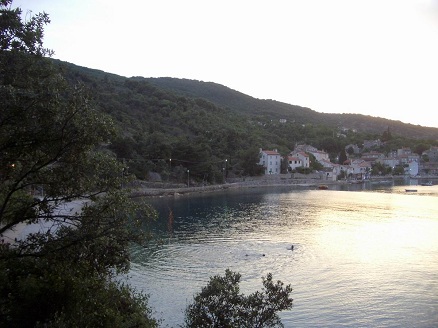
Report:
129,186,438,327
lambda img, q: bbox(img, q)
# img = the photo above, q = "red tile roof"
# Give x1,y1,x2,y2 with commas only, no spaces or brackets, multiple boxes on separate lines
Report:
262,150,280,155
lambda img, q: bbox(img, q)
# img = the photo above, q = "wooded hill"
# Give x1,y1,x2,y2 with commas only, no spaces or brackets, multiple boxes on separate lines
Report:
53,60,438,183
140,77,438,140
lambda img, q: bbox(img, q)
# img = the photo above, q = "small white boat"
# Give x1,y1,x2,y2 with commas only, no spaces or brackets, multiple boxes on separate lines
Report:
420,181,433,186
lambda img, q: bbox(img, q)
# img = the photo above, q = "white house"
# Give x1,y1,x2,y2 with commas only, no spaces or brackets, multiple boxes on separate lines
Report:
423,146,438,161
333,164,349,178
289,151,310,168
308,150,330,164
397,147,412,157
259,148,281,174
319,158,335,168
346,159,371,180
287,155,302,171
398,154,420,166
407,160,419,176
362,151,384,161
363,139,382,149
322,167,337,181
376,157,399,169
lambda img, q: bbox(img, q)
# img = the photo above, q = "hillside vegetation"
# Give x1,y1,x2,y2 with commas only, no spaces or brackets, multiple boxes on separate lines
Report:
142,77,438,139
54,60,438,183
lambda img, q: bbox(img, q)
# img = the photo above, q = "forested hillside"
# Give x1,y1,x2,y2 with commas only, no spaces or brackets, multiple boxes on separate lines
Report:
53,60,438,183
142,77,438,139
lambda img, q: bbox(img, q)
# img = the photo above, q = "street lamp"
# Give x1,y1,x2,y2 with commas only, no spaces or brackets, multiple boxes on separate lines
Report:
187,169,190,187
224,159,228,182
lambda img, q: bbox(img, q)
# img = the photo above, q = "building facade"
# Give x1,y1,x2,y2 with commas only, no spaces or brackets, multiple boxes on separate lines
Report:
259,148,282,174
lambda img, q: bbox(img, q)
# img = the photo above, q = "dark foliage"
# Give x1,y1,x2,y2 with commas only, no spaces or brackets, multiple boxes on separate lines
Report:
184,269,293,328
1,1,158,326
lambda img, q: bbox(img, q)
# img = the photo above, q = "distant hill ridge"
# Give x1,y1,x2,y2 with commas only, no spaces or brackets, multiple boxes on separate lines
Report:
138,76,438,139
55,60,438,140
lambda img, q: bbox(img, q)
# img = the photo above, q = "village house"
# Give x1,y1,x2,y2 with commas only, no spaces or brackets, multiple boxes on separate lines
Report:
407,153,420,162
397,147,413,156
318,161,342,181
308,149,330,163
363,139,382,149
292,144,327,167
258,148,282,174
322,166,339,181
340,127,357,133
407,160,419,176
287,155,303,171
295,144,317,152
420,146,438,175
333,164,349,178
398,154,419,166
289,151,310,168
421,161,438,175
319,158,335,169
343,159,371,180
361,151,384,166
258,142,435,179
376,157,399,169
422,146,438,161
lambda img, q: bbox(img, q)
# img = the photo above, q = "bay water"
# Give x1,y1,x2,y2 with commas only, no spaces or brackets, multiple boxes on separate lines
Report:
128,182,438,327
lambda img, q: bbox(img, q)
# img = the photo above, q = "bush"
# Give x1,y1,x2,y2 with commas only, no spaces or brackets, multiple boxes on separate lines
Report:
184,269,293,328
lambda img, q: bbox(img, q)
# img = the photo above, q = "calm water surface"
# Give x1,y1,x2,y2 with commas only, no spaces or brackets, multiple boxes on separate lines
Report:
128,183,438,327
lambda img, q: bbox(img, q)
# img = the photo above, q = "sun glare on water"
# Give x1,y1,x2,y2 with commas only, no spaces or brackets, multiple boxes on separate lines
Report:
310,190,438,267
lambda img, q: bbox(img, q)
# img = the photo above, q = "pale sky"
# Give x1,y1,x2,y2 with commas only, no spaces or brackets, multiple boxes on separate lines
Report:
15,0,438,128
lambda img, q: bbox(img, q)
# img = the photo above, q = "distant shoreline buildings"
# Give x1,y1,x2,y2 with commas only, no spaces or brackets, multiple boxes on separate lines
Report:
258,143,438,180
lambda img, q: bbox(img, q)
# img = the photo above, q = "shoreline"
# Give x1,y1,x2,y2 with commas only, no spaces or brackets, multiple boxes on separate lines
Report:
129,175,438,199
129,179,344,198
1,199,87,244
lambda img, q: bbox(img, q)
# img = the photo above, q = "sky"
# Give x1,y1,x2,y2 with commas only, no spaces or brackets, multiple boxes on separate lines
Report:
14,0,438,128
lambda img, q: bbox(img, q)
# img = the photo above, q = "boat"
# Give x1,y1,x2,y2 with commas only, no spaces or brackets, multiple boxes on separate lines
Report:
405,189,418,192
318,185,328,190
420,181,433,186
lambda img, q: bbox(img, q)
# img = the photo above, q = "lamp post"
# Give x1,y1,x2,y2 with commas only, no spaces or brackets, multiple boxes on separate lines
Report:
187,169,190,187
169,158,171,170
224,159,228,182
